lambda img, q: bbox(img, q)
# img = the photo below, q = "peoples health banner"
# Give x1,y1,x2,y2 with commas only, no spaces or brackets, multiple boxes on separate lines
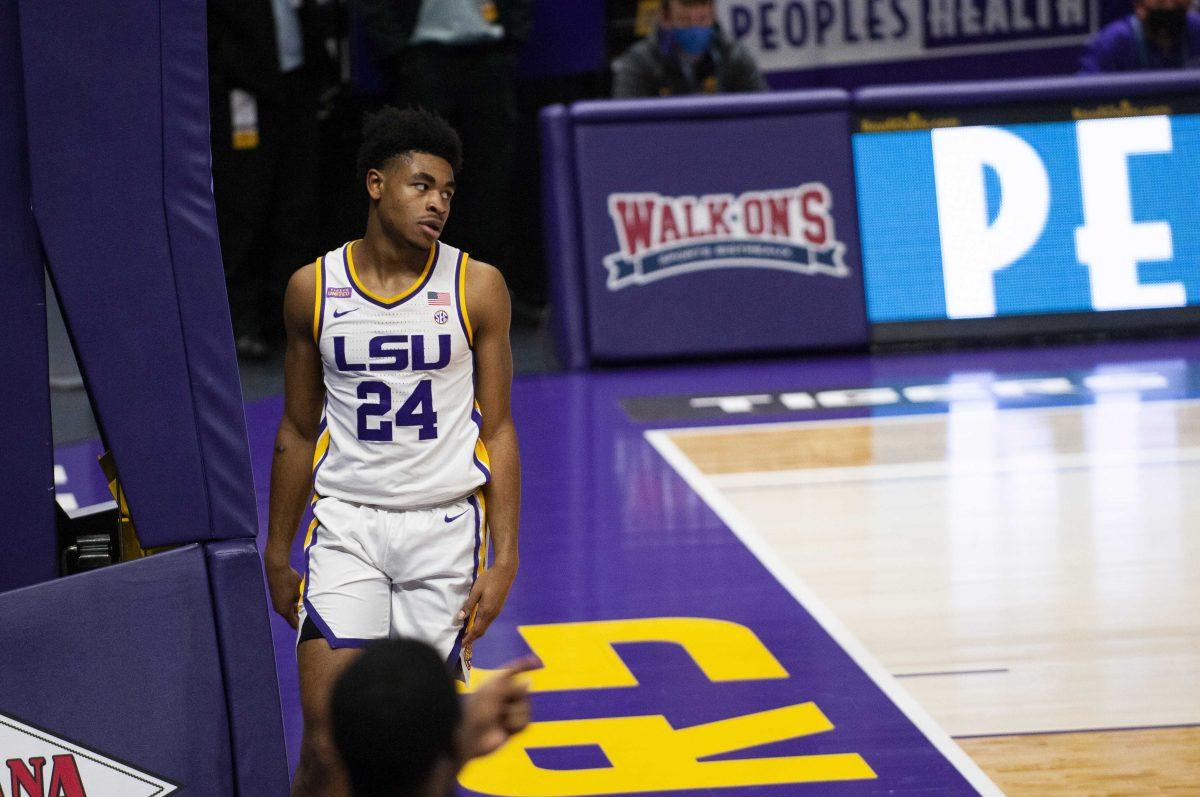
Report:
853,112,1200,323
717,0,1098,73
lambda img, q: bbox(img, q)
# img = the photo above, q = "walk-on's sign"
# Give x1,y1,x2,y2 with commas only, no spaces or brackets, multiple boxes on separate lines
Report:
0,712,177,796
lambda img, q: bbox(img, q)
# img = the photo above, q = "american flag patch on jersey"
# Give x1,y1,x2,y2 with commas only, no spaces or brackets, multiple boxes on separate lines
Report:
427,291,451,306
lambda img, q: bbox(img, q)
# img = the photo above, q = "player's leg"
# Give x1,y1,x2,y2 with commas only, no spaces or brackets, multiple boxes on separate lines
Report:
293,498,392,796
292,637,360,797
389,493,486,680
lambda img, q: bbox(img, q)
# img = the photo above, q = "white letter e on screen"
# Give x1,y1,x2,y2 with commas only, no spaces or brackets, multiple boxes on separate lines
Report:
1074,116,1184,311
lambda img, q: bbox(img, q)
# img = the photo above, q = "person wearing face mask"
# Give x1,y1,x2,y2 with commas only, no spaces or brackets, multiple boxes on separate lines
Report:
612,0,768,97
1080,0,1200,71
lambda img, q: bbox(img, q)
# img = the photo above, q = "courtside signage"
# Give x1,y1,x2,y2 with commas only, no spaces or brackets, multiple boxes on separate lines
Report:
718,0,1096,74
621,370,1178,422
0,712,178,796
854,113,1200,323
604,184,849,290
572,102,869,359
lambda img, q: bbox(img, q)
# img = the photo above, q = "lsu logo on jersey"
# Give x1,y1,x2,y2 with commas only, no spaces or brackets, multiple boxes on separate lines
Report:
333,334,452,373
603,184,850,291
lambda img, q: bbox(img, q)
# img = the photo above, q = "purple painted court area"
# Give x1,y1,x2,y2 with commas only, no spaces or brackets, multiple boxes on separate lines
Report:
53,336,1200,795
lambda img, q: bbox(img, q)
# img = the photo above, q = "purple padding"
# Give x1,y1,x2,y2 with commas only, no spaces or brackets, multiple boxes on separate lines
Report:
570,89,849,122
0,0,55,592
571,103,868,362
0,545,234,793
204,540,290,796
539,105,590,370
159,0,258,541
855,71,1200,109
18,0,257,546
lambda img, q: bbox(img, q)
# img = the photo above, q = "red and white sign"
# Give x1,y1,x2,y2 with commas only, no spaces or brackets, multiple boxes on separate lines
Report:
604,183,848,290
0,712,177,796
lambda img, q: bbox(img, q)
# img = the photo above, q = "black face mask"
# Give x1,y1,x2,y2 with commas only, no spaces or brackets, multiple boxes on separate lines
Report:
1143,6,1188,38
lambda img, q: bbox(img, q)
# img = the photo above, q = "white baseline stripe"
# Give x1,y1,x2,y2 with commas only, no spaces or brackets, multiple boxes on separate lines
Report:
666,395,1200,437
646,429,1003,797
710,446,1200,490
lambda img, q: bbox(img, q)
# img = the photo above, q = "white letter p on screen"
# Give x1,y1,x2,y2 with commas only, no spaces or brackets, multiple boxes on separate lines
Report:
932,126,1050,319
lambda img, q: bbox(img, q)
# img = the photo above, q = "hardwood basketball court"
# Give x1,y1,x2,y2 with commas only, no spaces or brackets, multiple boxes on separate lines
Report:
651,397,1200,793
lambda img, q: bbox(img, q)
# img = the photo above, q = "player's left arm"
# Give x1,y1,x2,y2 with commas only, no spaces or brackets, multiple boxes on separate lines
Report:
459,259,520,647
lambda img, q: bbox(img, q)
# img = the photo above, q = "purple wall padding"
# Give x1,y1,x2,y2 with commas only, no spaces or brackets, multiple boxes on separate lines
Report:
0,0,56,592
159,0,259,543
570,89,850,121
204,540,290,796
0,546,235,793
17,0,258,547
539,105,590,370
855,70,1200,109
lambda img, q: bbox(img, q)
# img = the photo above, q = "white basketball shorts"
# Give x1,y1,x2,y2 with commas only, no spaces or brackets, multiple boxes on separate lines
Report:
296,492,487,676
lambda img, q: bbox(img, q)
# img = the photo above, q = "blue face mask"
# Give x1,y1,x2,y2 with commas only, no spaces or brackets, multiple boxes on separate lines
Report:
672,26,713,56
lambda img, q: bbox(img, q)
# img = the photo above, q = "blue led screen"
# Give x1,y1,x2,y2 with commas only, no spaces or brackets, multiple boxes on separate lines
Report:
853,114,1200,324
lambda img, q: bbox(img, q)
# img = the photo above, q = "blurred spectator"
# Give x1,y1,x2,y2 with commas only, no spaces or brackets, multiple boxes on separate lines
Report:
350,0,531,282
209,0,321,359
612,0,767,98
1080,0,1200,71
331,638,536,797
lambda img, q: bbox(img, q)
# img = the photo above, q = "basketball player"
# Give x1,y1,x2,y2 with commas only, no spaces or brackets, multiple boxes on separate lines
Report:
263,107,520,797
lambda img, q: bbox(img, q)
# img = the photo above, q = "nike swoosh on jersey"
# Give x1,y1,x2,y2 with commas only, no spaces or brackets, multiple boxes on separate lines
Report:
332,308,359,318
445,509,470,523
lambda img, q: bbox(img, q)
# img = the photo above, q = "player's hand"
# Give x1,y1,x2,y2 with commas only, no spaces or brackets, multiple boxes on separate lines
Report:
458,562,516,647
457,655,539,762
265,555,302,629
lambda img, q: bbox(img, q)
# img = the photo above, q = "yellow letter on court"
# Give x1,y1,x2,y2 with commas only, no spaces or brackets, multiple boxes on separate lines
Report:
458,702,876,796
468,617,788,693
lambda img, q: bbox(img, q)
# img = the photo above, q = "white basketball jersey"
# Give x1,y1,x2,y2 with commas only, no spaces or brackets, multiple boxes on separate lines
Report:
311,240,489,510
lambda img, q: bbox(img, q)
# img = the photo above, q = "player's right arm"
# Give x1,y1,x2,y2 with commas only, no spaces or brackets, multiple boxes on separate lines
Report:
264,263,326,629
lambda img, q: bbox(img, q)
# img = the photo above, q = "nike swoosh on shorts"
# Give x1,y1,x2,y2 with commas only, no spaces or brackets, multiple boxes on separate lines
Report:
445,509,469,523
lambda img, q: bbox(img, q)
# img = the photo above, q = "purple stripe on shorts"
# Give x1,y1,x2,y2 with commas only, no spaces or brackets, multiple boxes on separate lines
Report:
301,598,376,649
446,494,482,678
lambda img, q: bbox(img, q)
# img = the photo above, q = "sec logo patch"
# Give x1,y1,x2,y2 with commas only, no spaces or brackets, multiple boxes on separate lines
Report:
434,310,449,325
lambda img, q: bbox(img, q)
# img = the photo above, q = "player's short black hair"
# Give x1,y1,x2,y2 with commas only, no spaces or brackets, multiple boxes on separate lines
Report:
331,638,461,797
356,106,464,186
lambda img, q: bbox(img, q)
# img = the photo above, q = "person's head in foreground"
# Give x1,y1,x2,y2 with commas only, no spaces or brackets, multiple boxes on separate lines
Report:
331,638,535,797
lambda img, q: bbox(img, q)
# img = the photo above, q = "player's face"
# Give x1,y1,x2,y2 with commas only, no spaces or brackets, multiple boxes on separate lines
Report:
368,151,456,251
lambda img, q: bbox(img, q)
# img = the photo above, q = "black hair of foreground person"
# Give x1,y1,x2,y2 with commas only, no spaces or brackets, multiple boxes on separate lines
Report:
331,638,537,797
